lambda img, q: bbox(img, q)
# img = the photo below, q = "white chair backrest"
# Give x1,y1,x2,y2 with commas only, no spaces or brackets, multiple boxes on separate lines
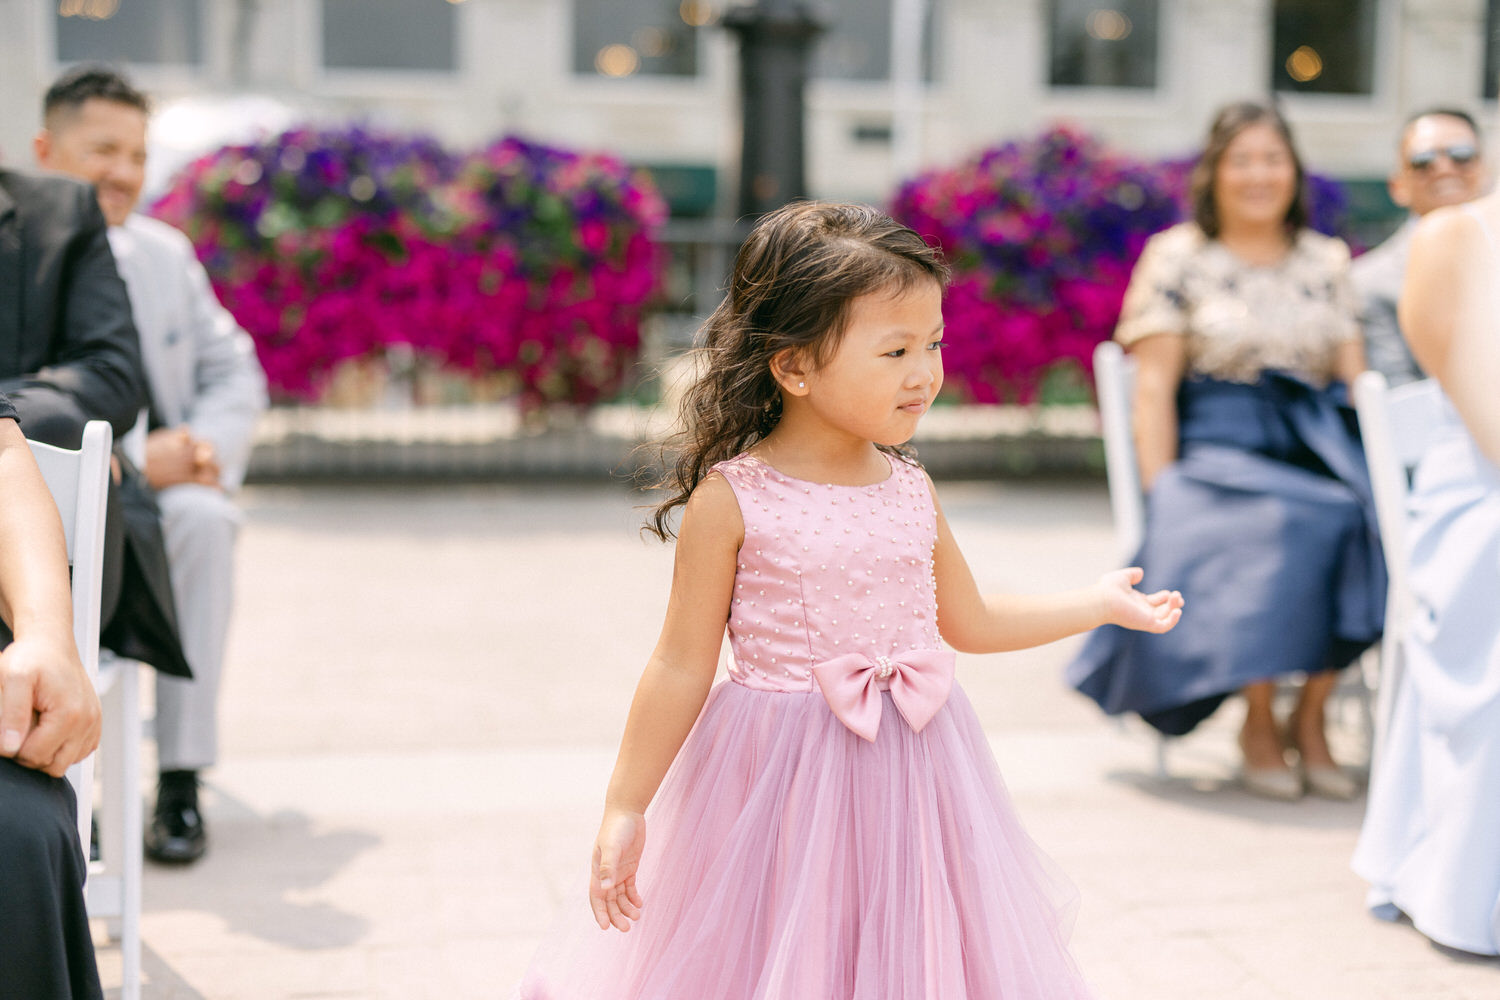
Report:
1352,372,1445,589
26,422,112,673
1094,340,1144,561
27,420,113,852
1354,372,1446,774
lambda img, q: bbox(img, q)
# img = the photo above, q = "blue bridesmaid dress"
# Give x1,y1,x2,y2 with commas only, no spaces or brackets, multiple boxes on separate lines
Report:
1353,397,1500,956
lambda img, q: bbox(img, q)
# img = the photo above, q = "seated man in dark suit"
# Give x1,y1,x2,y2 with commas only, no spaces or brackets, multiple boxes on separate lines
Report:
0,167,190,678
0,167,190,997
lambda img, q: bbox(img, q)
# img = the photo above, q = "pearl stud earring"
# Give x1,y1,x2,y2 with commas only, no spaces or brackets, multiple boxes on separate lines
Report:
798,381,805,389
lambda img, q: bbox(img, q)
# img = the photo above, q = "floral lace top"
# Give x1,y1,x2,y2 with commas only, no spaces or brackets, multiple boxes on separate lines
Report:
1115,222,1360,386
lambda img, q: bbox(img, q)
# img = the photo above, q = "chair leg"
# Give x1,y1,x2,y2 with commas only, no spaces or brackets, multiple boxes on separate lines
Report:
119,660,142,1000
67,756,96,866
1357,648,1378,764
93,662,143,1000
97,679,124,940
1371,628,1405,776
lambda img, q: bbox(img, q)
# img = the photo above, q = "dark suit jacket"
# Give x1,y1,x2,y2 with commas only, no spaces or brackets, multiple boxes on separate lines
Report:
0,168,190,677
0,168,144,437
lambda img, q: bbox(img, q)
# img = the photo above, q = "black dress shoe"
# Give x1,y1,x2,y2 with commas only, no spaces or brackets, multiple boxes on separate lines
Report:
145,769,207,864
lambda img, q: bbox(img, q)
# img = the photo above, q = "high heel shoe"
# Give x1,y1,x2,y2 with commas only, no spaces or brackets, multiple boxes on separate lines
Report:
1303,763,1358,800
1238,731,1303,801
1241,764,1304,801
1285,710,1358,800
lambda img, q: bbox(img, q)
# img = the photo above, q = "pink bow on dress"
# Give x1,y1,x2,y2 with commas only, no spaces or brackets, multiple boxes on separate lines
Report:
811,648,956,742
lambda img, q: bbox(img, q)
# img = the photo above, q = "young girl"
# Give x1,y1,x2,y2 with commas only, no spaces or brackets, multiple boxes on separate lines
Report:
515,201,1182,998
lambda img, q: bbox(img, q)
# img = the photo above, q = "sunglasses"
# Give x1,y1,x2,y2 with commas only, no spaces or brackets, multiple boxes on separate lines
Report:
1407,144,1480,171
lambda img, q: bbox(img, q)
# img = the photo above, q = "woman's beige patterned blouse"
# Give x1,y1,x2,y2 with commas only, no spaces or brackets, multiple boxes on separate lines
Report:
1115,222,1360,386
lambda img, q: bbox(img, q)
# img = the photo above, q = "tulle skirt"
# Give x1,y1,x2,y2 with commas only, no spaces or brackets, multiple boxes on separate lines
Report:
513,680,1095,999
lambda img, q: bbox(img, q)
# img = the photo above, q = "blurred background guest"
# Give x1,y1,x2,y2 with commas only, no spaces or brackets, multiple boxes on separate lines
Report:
1353,109,1489,387
35,65,268,866
1068,101,1382,801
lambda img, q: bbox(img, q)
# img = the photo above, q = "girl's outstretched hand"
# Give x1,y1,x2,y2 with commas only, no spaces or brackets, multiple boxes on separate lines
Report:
590,808,646,932
1098,567,1183,633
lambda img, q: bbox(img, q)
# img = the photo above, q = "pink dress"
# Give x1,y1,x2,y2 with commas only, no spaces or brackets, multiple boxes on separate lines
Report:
514,453,1096,998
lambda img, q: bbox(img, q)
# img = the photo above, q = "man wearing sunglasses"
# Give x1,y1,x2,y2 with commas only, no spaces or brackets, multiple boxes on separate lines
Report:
1353,108,1490,386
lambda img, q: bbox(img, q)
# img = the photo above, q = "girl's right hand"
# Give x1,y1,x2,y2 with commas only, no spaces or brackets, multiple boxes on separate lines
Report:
1098,567,1183,633
590,808,646,932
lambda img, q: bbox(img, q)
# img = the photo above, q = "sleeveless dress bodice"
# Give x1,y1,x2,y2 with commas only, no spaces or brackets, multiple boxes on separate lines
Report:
715,453,942,694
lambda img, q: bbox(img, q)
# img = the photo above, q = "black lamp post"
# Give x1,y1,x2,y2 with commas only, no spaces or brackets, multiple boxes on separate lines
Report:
721,1,825,218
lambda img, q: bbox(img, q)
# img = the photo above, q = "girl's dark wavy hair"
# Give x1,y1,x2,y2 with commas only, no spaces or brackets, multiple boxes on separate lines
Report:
1191,101,1309,239
646,200,949,540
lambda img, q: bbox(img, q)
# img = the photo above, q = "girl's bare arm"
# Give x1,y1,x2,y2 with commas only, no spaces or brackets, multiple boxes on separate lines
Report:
931,483,1181,655
604,475,741,815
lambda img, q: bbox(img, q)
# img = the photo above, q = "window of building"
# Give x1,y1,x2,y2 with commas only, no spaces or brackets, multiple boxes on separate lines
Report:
574,0,703,78
1485,0,1500,100
55,0,205,66
1271,0,1378,95
322,0,458,73
810,0,938,83
1048,0,1160,89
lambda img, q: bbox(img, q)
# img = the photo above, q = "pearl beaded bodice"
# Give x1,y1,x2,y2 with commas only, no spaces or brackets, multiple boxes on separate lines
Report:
714,453,943,694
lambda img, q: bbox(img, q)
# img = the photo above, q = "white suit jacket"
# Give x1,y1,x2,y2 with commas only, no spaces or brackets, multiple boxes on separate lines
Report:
109,214,268,491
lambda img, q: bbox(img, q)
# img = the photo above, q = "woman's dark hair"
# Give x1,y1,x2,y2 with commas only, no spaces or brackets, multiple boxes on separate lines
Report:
1191,101,1309,239
646,200,949,540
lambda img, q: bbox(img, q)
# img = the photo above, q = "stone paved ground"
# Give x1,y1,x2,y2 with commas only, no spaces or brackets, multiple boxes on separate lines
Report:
94,481,1499,998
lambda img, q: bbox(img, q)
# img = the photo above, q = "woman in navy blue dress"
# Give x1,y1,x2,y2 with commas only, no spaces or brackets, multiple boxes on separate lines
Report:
1068,102,1384,800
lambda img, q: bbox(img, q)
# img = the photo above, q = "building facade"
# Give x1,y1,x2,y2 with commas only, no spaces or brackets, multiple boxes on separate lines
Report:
1,0,1494,214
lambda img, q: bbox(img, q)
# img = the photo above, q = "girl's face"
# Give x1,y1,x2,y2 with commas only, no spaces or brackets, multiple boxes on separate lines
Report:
1213,121,1298,233
799,280,945,447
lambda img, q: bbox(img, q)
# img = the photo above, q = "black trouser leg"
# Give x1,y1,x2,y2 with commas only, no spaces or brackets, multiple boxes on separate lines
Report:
0,758,104,1000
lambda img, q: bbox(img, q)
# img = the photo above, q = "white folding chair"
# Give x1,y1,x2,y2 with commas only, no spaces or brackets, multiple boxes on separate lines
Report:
1351,371,1446,772
28,423,111,858
1094,341,1145,564
1093,341,1175,772
31,421,143,1000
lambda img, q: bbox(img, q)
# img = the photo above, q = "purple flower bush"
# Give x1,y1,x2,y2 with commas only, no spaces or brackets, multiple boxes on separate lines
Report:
152,126,666,408
439,138,667,409
890,126,1351,403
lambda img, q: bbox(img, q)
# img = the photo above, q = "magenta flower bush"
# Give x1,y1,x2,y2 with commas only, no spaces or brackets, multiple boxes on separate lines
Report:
890,126,1350,403
152,126,666,408
438,138,667,409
